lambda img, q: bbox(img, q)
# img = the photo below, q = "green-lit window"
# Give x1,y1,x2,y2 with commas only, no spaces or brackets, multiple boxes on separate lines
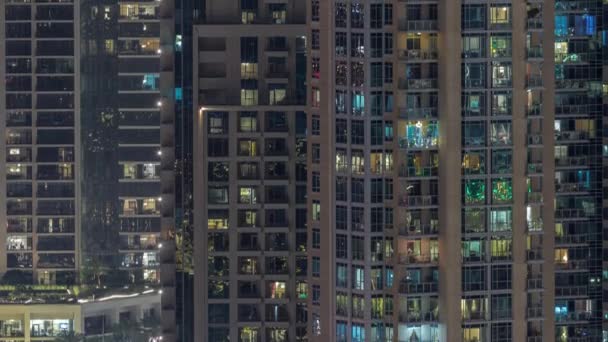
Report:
490,34,511,58
464,179,486,205
492,178,512,203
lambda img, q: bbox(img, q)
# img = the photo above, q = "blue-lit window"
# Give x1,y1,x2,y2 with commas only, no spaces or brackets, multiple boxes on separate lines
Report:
175,34,182,52
398,120,439,148
386,267,394,288
175,87,182,101
352,324,365,342
555,16,568,36
352,91,365,115
574,15,595,36
577,170,591,189
336,321,347,342
142,74,158,90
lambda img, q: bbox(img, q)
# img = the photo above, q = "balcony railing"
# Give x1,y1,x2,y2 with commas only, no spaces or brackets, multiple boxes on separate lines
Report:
555,259,588,271
555,156,588,167
526,192,543,204
526,76,543,88
527,134,543,145
527,162,543,174
555,285,587,297
398,78,438,90
527,277,543,290
526,47,543,59
555,130,590,141
399,224,439,236
398,49,438,61
399,19,438,31
555,208,597,219
399,253,439,264
399,165,438,178
398,195,438,207
526,248,543,261
555,311,591,322
399,311,438,324
556,182,591,193
399,107,438,120
555,233,588,244
399,281,438,294
527,306,543,318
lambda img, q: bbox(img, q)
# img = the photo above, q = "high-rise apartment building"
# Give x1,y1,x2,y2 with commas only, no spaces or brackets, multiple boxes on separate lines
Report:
307,0,565,341
1,0,80,285
0,0,162,288
191,1,308,341
554,0,604,340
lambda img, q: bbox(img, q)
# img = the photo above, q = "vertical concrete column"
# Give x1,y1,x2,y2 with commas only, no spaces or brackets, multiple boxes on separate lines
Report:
438,0,462,340
541,0,556,339
511,0,529,339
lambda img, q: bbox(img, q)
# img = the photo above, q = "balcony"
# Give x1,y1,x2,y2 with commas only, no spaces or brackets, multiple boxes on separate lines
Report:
398,78,438,90
555,208,597,220
398,195,438,207
527,306,543,318
526,47,543,59
526,18,543,30
554,156,588,167
527,162,543,174
527,103,542,116
399,224,438,236
399,107,438,120
399,165,438,178
462,311,487,322
527,134,543,146
399,19,438,32
555,233,587,245
555,259,588,271
556,182,590,193
555,311,591,322
399,311,438,323
526,76,543,88
399,281,438,294
399,253,438,265
398,49,438,61
555,285,587,297
527,277,543,290
526,248,543,261
526,192,543,204
555,130,590,142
